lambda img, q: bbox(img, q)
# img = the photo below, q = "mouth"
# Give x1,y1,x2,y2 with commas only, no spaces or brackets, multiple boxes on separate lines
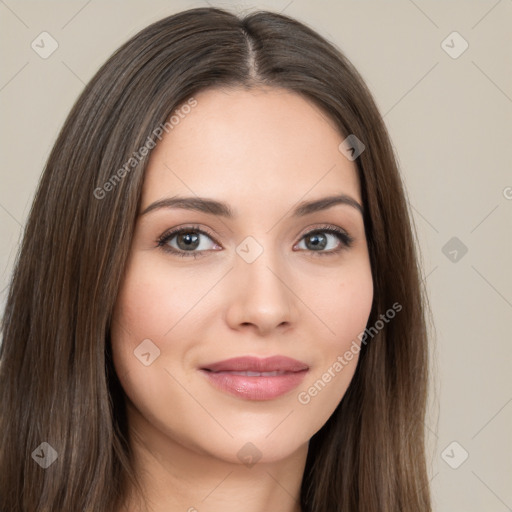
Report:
199,356,309,401
210,370,291,377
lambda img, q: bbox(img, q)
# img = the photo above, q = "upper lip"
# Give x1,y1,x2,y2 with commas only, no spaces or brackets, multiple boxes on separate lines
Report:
201,356,309,373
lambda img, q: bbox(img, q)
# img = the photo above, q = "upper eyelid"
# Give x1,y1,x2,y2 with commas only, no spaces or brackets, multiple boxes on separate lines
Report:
159,225,218,242
159,224,352,248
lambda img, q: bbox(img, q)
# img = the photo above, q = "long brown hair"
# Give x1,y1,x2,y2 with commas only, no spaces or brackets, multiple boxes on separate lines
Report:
0,7,431,511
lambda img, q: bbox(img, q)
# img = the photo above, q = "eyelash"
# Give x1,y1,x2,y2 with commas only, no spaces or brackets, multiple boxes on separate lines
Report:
156,224,354,259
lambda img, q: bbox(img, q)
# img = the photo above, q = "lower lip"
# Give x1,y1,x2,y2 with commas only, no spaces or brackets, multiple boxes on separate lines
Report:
200,370,308,400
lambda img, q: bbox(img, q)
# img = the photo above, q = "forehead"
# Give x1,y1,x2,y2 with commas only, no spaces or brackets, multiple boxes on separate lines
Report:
141,86,361,211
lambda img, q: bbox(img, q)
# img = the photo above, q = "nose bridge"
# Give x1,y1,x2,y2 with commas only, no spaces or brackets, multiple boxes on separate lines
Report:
225,235,297,333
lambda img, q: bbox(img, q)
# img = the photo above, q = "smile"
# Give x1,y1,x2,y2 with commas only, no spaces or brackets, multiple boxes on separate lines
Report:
200,356,309,401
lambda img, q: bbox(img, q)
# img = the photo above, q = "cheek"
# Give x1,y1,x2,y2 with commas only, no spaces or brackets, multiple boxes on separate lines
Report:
109,261,203,437
294,259,373,417
309,259,374,350
112,257,212,342
334,270,373,344
109,258,181,385
109,256,224,410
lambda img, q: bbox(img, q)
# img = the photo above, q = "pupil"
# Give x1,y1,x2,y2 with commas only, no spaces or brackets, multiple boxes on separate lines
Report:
178,232,199,250
307,233,326,250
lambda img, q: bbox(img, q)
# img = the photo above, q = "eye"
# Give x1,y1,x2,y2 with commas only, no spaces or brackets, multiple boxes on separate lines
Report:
156,224,354,259
157,225,221,258
294,225,354,255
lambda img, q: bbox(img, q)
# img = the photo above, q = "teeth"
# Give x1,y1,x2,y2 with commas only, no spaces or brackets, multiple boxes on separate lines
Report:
226,371,285,377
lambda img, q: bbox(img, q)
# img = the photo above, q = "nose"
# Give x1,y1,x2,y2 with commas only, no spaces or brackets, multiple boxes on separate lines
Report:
224,249,299,336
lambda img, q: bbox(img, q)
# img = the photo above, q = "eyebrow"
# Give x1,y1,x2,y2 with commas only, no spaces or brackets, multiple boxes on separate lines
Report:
140,194,364,218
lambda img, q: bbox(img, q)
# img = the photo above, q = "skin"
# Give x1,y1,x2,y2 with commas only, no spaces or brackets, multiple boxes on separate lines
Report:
111,86,374,512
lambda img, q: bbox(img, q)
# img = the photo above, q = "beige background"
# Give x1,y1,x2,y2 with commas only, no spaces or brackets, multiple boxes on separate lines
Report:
1,1,511,510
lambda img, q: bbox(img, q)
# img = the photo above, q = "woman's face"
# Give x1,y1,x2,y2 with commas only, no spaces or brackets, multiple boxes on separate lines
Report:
111,86,373,465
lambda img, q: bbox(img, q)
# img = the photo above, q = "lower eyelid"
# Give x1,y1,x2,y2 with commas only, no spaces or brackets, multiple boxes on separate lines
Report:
157,226,353,256
294,233,352,252
158,227,218,251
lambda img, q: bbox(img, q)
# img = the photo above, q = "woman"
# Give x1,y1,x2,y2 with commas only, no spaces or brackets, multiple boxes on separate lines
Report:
0,7,432,512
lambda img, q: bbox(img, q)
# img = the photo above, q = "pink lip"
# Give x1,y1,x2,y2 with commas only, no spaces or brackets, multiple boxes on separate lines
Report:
200,356,309,401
